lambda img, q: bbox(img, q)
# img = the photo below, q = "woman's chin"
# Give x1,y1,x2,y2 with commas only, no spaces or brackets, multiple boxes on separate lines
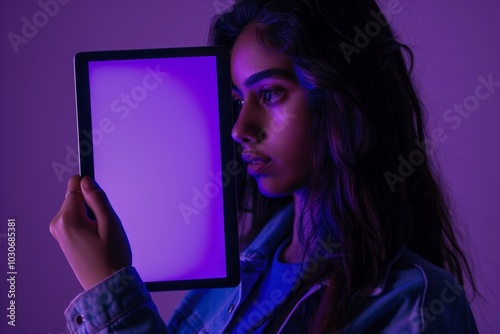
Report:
255,179,294,198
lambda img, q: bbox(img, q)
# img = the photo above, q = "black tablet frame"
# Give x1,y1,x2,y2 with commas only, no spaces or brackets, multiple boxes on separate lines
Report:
74,46,240,291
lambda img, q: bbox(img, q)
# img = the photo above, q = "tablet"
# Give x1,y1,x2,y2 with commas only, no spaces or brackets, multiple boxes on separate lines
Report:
74,47,240,291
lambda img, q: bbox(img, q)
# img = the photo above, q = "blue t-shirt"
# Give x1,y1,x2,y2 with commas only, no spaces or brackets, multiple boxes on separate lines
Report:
225,238,302,333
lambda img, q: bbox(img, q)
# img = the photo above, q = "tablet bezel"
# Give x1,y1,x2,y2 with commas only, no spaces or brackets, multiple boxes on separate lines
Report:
74,46,240,291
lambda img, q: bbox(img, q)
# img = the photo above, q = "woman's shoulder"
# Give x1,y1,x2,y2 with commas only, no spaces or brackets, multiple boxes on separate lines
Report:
389,248,462,295
348,247,478,333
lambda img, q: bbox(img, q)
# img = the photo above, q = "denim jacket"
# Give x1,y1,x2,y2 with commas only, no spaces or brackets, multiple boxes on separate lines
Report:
64,204,478,333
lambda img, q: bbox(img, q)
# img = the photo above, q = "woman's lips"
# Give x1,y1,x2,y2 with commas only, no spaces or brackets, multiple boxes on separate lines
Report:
242,152,273,175
247,160,273,175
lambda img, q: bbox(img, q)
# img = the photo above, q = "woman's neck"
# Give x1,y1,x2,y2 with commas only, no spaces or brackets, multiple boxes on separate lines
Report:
280,192,314,263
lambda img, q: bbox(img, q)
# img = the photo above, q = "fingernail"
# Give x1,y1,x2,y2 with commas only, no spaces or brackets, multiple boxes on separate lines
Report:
82,176,96,189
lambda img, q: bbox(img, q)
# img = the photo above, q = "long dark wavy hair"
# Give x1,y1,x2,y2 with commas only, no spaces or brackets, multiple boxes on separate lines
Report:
209,0,476,332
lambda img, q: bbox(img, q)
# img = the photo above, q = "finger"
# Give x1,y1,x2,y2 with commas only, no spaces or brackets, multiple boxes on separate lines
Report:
50,175,86,238
65,174,83,197
80,176,117,228
66,174,82,193
62,174,86,215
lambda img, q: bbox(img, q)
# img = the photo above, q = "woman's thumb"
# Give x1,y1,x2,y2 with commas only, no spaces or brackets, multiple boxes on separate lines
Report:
80,176,115,224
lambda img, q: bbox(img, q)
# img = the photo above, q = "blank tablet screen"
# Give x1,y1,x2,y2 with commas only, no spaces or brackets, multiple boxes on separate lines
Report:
74,47,240,291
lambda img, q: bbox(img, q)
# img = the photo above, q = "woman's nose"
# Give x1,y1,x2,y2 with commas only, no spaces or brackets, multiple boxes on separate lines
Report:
231,97,264,144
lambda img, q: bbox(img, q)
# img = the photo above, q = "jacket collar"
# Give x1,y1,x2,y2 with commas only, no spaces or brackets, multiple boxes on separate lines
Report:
239,204,294,273
238,202,406,297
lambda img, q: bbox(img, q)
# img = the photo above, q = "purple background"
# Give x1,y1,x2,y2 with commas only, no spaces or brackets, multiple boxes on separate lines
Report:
0,0,498,333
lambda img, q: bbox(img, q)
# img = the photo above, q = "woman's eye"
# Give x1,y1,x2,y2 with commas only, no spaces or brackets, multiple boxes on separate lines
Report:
232,99,244,114
260,89,284,105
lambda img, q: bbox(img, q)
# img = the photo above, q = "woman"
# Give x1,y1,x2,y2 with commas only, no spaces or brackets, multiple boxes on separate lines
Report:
50,0,479,332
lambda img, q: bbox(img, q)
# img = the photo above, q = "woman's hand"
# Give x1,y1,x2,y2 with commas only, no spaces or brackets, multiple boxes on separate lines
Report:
50,175,132,290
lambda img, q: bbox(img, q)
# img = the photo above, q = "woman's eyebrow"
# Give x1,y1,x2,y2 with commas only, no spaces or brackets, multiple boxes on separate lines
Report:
242,68,297,87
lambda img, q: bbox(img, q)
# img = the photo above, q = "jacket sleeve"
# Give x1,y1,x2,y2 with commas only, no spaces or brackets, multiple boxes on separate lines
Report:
64,267,168,334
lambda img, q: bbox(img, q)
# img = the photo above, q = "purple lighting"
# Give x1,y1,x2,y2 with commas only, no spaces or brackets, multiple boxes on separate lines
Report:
87,56,226,282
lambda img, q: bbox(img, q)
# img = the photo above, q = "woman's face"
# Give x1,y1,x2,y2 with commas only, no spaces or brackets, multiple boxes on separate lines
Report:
230,24,313,197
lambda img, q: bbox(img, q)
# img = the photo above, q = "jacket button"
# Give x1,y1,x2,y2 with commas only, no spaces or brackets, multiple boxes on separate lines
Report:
228,304,235,313
75,314,85,325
